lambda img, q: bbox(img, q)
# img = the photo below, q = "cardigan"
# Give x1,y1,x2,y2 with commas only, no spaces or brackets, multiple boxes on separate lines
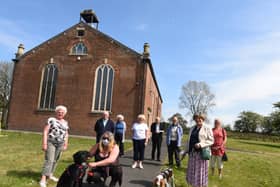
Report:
184,124,214,153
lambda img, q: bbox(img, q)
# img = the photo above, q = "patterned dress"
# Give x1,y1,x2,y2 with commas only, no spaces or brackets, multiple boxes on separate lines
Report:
186,152,208,186
186,126,208,187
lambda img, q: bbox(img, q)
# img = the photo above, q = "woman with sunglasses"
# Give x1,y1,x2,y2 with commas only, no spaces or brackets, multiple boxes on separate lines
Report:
88,131,121,185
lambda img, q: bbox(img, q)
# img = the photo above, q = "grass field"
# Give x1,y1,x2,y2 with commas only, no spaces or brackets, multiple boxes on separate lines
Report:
173,138,280,187
0,131,279,187
0,131,132,187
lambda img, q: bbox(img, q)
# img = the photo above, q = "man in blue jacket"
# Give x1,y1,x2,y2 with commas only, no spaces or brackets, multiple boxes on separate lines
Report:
166,116,183,167
94,111,115,143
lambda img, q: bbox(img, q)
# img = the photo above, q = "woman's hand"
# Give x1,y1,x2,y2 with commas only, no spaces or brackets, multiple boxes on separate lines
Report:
212,146,220,150
42,144,47,151
194,143,201,149
88,162,97,168
63,144,68,151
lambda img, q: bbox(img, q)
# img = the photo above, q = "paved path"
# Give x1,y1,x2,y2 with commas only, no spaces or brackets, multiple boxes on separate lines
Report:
118,139,168,187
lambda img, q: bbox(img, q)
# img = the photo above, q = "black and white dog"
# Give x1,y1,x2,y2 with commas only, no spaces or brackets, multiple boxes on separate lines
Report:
153,168,175,187
56,151,90,187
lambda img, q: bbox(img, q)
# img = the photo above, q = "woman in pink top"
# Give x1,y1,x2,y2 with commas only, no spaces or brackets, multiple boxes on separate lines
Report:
210,119,227,179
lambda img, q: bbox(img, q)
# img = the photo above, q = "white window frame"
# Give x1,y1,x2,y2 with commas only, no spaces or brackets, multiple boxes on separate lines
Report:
91,64,114,112
38,63,58,110
71,42,88,55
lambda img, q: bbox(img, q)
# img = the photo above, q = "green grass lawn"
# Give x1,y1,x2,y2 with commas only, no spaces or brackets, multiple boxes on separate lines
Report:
173,138,280,187
1,131,280,187
0,131,132,187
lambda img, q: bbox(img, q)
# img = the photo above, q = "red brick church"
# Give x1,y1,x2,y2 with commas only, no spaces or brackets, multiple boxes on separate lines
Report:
7,10,162,136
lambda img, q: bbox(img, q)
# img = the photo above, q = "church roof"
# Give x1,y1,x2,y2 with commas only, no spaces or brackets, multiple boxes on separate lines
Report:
18,21,162,102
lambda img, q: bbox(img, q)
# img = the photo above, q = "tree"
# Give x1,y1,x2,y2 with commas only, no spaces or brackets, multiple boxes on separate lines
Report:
0,61,13,129
234,111,264,133
168,113,188,130
269,111,280,134
223,124,232,131
179,80,215,119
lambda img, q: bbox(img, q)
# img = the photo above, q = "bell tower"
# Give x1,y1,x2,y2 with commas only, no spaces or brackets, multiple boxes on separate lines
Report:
80,9,99,29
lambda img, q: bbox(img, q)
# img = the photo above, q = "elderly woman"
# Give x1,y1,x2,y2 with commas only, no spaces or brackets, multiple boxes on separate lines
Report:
88,131,121,186
183,113,214,187
114,114,126,157
131,114,149,169
210,119,227,179
39,105,69,187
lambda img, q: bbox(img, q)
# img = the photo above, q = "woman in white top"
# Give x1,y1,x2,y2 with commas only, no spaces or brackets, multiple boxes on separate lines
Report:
131,114,149,169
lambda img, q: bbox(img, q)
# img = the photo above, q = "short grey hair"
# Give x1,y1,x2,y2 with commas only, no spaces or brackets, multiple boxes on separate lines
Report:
103,111,109,116
137,114,146,121
55,105,67,114
116,114,124,120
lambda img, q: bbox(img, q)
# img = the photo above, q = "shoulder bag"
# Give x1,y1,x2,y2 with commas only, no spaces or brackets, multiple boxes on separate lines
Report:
200,147,211,160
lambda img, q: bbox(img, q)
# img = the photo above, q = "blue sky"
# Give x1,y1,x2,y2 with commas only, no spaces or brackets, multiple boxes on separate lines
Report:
1,0,280,126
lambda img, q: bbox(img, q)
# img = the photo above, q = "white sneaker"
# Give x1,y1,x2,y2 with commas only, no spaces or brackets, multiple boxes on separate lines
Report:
39,181,46,187
139,162,144,169
131,162,137,168
49,176,59,182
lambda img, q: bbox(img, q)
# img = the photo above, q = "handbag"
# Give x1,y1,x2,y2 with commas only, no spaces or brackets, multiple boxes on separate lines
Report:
200,147,211,160
221,129,228,161
222,152,228,161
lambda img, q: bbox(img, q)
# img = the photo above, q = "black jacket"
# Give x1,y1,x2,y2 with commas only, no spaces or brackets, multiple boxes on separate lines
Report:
94,118,115,142
150,122,164,137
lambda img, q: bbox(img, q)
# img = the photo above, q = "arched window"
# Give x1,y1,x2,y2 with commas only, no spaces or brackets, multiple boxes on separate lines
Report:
92,64,114,111
38,64,58,110
71,42,88,55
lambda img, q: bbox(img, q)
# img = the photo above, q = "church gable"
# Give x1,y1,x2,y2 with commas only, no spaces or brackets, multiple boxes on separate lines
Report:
20,22,141,65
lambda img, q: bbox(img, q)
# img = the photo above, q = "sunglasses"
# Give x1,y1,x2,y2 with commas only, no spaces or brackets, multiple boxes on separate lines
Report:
102,137,109,140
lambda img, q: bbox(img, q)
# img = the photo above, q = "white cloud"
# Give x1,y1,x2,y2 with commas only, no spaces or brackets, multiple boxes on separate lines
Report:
204,32,280,124
135,23,148,31
214,61,280,108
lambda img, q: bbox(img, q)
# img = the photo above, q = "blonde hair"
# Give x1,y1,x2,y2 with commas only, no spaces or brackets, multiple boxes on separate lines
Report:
55,105,67,114
99,131,115,153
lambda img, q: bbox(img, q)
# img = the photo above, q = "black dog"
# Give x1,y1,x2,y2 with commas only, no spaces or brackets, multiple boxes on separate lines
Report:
108,165,122,187
86,165,122,187
56,151,90,187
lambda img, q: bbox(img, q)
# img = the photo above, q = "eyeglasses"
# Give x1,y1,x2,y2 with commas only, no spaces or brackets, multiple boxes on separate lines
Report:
102,137,109,140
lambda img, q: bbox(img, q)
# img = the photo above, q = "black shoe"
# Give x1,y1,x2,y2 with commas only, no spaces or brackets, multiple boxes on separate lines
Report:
157,159,161,161
151,157,155,160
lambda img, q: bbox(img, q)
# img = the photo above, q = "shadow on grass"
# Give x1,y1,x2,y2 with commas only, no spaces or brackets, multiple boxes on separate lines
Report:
6,170,40,180
238,141,280,149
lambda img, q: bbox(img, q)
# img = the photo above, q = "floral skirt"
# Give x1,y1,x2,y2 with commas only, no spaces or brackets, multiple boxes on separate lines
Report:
186,151,208,187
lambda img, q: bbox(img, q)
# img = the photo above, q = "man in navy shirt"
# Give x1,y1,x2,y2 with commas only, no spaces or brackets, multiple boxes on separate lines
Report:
94,111,115,143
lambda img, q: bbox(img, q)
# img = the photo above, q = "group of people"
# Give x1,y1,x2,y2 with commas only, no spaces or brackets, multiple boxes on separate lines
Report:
183,114,227,187
38,105,227,187
39,108,126,187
